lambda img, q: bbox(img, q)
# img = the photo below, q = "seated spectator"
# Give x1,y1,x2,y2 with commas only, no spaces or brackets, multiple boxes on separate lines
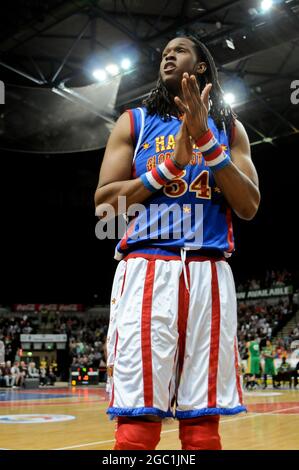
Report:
0,362,6,387
28,362,40,378
19,361,28,384
11,361,25,388
274,357,292,388
291,325,299,340
2,361,13,387
39,366,48,386
47,366,56,386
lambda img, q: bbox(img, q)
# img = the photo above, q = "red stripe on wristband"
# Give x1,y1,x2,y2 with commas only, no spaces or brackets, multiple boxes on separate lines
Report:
151,167,167,186
195,129,213,147
204,145,223,162
164,158,184,176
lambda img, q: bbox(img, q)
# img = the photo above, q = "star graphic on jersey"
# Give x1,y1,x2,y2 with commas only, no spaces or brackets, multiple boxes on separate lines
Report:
143,142,150,149
183,206,191,213
111,298,116,305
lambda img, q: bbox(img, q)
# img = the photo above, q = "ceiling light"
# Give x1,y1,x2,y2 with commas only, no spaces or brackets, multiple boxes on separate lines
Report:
261,0,273,12
105,64,119,76
225,38,235,50
121,58,131,70
92,69,107,82
224,93,236,105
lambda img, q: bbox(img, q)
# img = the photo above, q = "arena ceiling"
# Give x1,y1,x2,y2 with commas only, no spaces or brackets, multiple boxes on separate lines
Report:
0,0,299,152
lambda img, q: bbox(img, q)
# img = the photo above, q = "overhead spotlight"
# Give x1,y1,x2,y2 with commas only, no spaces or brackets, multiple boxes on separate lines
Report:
224,93,236,105
92,69,107,82
225,38,235,50
121,58,131,70
261,0,273,12
105,64,119,76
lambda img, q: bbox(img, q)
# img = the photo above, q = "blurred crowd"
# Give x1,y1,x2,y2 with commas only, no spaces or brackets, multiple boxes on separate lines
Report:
0,358,57,388
0,267,298,386
237,299,295,359
236,269,292,292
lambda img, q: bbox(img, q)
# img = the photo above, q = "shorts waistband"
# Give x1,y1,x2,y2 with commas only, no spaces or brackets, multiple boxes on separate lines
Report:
124,247,225,262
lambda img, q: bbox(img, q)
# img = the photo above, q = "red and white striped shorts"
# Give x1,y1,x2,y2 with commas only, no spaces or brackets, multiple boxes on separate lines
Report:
106,254,246,419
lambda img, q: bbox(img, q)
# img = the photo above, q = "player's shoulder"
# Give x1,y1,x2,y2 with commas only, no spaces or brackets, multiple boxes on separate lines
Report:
230,118,250,147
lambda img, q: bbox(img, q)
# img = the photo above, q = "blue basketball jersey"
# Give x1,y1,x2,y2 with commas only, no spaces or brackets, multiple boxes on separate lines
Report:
115,107,234,259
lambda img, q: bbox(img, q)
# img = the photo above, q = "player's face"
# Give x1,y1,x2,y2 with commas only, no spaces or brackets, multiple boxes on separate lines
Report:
160,37,199,93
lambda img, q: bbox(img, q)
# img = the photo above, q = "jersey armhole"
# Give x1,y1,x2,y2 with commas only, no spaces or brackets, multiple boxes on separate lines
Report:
229,119,237,147
126,109,136,146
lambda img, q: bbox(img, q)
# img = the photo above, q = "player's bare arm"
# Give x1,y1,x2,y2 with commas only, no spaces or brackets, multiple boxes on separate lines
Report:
213,119,260,221
94,112,152,216
94,112,193,216
175,72,260,221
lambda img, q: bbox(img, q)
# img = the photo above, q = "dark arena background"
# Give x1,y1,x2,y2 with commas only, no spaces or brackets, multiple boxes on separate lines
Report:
0,0,299,456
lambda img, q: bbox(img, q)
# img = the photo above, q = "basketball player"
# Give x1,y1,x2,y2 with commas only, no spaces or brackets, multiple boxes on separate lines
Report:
262,339,276,388
246,334,261,389
95,36,260,450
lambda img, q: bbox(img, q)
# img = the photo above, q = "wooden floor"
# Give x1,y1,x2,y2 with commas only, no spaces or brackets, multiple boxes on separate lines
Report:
0,386,298,450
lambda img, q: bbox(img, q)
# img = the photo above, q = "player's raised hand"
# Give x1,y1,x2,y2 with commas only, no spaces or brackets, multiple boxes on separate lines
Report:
174,73,212,141
173,115,194,167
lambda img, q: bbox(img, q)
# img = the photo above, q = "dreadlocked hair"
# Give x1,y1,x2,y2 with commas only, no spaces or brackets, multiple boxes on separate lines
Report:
143,35,236,133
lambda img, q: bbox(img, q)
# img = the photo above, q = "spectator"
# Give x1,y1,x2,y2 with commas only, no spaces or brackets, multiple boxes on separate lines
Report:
275,357,292,388
47,366,56,386
11,361,24,388
28,362,39,378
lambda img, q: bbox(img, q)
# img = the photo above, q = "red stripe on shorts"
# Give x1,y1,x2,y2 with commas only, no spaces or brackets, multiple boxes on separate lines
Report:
178,268,190,380
234,336,243,405
109,330,118,408
141,260,155,407
109,266,127,408
208,261,221,408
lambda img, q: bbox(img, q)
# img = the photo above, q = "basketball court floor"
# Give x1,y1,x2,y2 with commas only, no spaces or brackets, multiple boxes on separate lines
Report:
0,385,298,450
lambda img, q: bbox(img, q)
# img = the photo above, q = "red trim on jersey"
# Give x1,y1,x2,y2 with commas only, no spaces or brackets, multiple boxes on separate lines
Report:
126,109,135,145
178,268,190,381
141,260,155,407
131,162,137,178
234,337,243,405
225,208,234,252
119,218,137,251
208,261,221,408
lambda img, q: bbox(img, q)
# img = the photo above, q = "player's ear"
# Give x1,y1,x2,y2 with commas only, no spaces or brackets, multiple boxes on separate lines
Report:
197,62,207,75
